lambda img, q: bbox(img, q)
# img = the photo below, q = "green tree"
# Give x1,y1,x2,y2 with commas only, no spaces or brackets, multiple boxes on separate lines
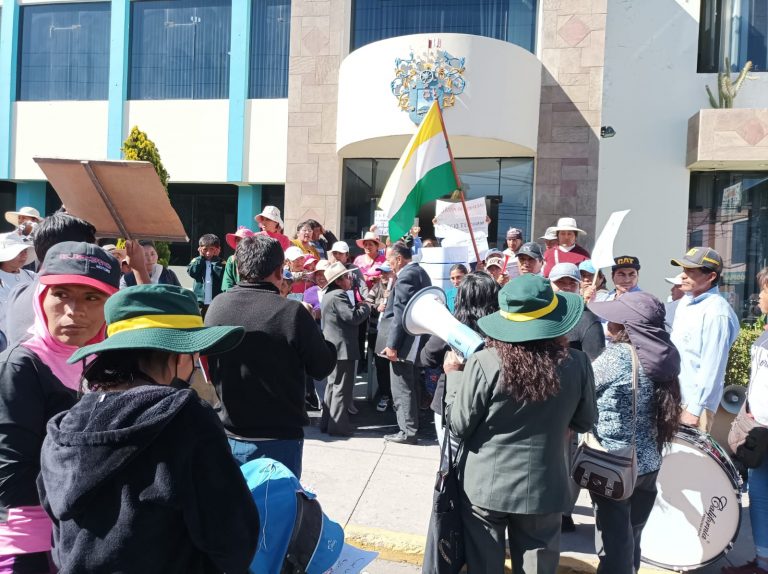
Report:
725,317,765,387
121,127,172,267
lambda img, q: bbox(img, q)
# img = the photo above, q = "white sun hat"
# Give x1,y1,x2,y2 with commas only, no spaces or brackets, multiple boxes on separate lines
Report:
255,206,284,229
5,206,42,227
0,232,36,264
553,217,586,235
321,262,357,291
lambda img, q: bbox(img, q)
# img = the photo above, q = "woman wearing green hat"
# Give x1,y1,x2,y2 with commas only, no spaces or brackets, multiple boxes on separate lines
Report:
445,273,597,573
36,284,260,574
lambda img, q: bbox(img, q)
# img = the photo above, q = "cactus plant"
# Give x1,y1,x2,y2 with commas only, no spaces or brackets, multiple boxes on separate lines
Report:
706,58,753,108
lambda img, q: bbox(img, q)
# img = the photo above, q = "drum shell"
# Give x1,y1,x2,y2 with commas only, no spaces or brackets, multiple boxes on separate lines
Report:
640,428,741,571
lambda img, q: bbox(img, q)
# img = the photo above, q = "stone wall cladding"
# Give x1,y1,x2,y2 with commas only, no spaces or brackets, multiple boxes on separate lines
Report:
536,0,607,246
284,0,345,234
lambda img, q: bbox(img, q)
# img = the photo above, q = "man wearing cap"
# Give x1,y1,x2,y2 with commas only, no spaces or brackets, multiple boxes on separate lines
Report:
540,227,558,250
377,241,432,444
595,256,642,302
542,217,591,277
503,227,523,277
670,247,739,432
517,242,545,276
550,263,605,362
5,206,42,237
485,254,508,286
204,235,336,477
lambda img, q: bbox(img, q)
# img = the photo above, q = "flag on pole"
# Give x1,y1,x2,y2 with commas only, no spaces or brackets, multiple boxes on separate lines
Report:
378,102,459,241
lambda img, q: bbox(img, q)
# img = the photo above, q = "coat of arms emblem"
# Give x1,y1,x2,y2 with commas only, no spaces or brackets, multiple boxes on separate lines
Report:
391,43,466,125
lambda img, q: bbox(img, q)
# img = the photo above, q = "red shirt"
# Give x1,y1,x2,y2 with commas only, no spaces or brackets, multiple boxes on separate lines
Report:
542,244,591,277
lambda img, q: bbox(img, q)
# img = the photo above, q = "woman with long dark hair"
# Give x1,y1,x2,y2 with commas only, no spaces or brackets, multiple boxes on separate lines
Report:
587,291,681,573
446,274,596,572
420,271,499,447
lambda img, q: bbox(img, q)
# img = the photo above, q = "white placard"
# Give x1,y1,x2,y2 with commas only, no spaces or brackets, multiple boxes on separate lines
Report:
590,210,631,270
323,544,378,574
373,211,390,237
434,198,488,238
440,227,489,264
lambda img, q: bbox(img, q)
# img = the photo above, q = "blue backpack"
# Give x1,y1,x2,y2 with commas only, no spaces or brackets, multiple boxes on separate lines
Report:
241,458,344,574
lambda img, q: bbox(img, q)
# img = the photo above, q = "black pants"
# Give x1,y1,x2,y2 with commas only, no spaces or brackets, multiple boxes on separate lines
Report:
591,471,659,574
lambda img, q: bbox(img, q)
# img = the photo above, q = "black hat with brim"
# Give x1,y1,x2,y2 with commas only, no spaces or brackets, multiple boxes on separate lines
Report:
477,274,584,343
69,284,244,363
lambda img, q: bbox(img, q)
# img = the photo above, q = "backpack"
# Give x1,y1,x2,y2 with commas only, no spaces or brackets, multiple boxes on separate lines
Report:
241,458,344,574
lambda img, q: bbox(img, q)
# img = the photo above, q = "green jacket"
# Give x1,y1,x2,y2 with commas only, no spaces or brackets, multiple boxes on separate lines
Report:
446,347,596,515
221,256,239,292
186,256,225,304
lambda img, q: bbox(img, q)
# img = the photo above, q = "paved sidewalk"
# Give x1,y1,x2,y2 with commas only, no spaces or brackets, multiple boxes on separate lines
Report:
302,378,756,573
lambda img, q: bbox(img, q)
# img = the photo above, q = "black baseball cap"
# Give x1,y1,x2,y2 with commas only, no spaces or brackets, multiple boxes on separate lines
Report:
39,241,121,295
612,255,641,272
671,247,723,273
517,242,544,261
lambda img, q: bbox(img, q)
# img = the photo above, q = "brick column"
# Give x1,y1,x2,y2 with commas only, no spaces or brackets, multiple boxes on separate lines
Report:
284,0,345,235
535,0,607,245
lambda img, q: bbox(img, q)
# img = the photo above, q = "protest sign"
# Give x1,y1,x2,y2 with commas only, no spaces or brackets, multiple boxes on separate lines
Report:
33,158,188,242
434,198,488,238
591,209,631,270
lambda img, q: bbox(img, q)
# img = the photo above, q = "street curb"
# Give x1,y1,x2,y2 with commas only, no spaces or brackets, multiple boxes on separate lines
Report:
344,524,666,573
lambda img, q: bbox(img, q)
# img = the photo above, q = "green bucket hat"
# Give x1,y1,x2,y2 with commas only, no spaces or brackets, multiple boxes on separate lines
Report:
477,274,584,343
69,284,244,363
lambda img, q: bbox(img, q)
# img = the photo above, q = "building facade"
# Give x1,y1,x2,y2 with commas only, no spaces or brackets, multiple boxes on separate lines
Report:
0,0,766,315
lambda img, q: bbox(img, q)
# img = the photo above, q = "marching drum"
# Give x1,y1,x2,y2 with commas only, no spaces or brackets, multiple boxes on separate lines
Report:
641,427,742,571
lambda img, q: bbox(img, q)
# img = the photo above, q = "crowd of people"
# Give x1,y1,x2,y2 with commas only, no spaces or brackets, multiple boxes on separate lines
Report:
0,204,764,574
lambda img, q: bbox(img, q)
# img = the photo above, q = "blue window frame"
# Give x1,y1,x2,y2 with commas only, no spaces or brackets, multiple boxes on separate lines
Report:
18,3,111,101
699,0,768,72
249,0,291,98
351,0,537,53
129,0,231,100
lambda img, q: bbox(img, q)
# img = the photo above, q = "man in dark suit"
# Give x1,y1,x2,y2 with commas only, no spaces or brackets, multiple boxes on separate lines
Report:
378,241,432,444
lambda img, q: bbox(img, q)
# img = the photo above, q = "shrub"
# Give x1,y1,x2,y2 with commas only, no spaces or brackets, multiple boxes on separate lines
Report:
725,318,765,387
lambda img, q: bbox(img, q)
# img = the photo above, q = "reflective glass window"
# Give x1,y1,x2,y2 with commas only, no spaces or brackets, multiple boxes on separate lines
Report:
688,171,768,320
351,0,537,53
249,0,291,98
699,0,768,72
18,3,110,101
341,157,534,249
129,0,231,100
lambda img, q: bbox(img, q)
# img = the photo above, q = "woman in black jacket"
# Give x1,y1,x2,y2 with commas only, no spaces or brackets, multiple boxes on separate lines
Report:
37,285,259,574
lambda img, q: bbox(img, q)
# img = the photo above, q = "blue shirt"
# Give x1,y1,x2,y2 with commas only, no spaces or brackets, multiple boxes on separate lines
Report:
671,287,740,416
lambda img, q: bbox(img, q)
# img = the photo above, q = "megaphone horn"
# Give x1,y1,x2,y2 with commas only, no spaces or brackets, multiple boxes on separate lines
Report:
403,286,484,360
721,384,747,415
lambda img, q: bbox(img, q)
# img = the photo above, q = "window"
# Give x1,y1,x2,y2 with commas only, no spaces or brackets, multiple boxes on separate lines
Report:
688,171,768,320
18,3,110,101
699,0,768,72
351,0,537,53
341,157,533,249
249,0,291,98
129,0,231,100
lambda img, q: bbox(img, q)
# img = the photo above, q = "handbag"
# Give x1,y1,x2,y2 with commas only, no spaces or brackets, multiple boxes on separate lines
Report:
728,398,768,469
422,421,465,574
570,345,639,501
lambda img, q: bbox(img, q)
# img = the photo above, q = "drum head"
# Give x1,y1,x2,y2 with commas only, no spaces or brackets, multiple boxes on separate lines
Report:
641,434,741,570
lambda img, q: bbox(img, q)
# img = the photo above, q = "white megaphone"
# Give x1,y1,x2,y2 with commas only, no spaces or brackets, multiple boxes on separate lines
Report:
721,384,747,415
403,286,485,361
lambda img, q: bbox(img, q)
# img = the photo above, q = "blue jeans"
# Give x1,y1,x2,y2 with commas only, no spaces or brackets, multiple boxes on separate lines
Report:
227,437,304,479
750,456,768,560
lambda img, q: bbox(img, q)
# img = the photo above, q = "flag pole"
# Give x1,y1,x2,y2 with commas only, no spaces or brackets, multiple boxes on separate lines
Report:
434,101,481,265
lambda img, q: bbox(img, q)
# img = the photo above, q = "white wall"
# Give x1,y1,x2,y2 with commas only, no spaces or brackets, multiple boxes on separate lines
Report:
245,99,288,183
337,33,541,158
13,101,108,179
126,100,229,183
597,0,768,299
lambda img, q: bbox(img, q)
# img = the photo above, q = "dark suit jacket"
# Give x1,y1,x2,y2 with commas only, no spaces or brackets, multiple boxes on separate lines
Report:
376,262,431,361
447,347,596,514
321,287,371,361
